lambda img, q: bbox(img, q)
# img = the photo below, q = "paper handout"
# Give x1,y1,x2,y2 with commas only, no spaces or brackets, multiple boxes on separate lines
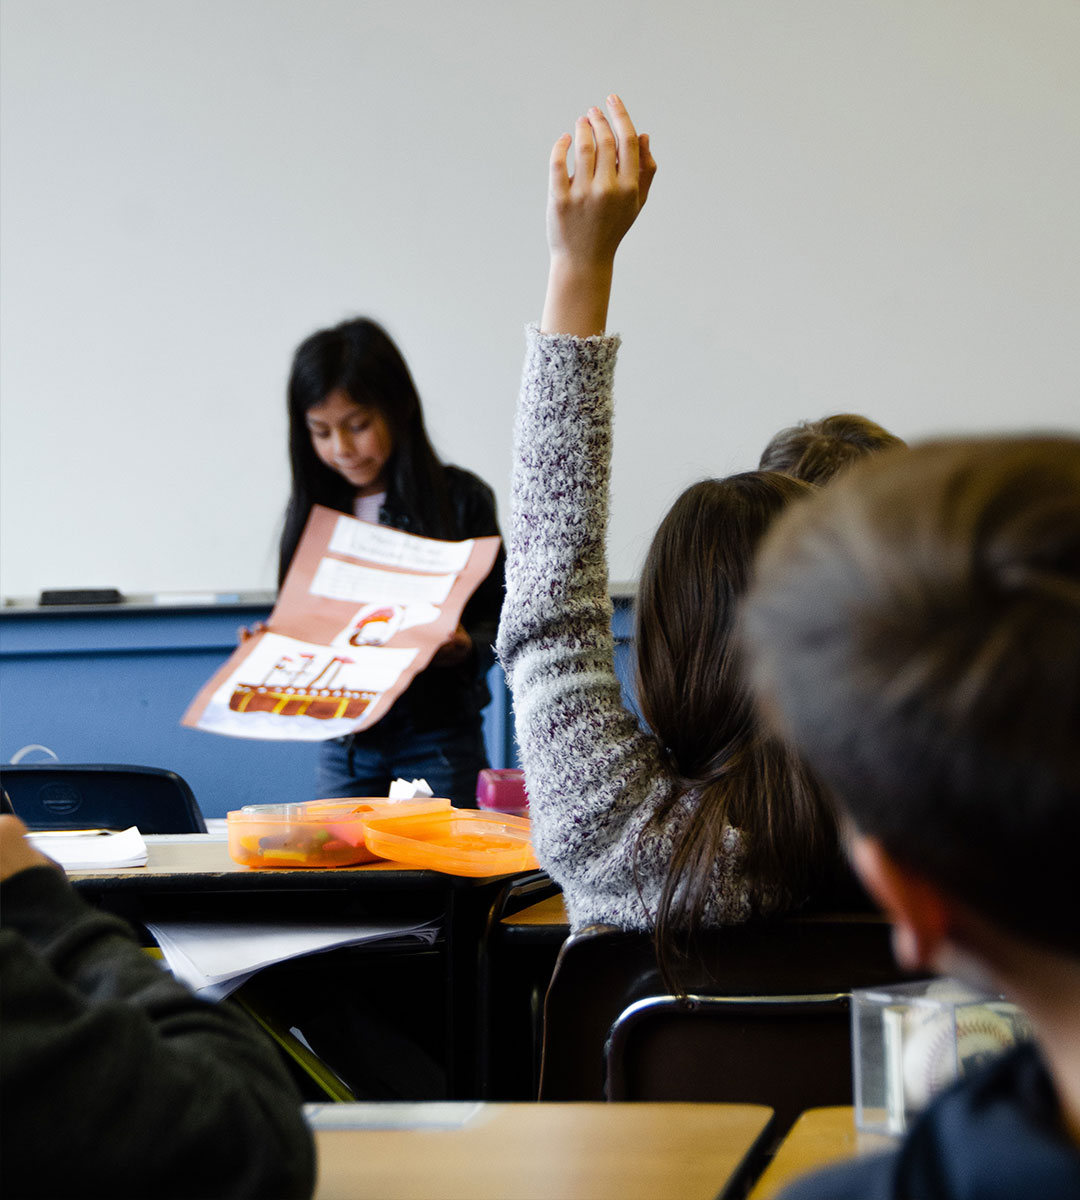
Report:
181,506,500,742
27,826,148,870
145,917,441,1000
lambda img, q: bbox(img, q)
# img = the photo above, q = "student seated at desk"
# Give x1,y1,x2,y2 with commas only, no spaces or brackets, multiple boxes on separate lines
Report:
497,96,854,982
741,436,1080,1198
0,816,315,1200
758,413,905,485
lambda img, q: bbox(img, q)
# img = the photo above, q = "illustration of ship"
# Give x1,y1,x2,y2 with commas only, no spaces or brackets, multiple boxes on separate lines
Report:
229,653,375,720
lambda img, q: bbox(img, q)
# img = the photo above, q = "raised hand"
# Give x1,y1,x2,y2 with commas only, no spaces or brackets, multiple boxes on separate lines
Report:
541,94,657,337
0,814,59,882
547,95,655,267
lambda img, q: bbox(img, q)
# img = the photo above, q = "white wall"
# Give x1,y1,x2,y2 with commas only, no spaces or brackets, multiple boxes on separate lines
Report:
3,0,1078,598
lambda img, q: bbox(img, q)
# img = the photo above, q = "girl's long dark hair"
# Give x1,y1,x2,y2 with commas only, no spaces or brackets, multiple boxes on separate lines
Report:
634,472,842,987
279,317,454,582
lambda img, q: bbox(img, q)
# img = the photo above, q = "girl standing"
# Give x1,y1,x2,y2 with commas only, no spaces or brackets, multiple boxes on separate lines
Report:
282,317,504,807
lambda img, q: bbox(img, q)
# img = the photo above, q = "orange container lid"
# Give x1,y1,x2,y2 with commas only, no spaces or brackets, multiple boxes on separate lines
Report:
360,808,538,877
302,796,451,826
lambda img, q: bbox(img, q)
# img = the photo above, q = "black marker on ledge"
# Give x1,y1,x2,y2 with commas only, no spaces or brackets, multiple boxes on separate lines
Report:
38,588,124,606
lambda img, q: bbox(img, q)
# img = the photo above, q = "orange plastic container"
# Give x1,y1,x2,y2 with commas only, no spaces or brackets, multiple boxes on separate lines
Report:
226,797,451,868
360,808,538,877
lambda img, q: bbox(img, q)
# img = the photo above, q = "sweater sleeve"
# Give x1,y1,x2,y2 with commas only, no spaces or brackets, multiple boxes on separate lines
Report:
0,866,315,1200
497,326,694,932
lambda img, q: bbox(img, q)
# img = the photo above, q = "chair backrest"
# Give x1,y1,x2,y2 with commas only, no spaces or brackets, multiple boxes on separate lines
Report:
0,763,207,834
538,912,916,1108
605,992,854,1133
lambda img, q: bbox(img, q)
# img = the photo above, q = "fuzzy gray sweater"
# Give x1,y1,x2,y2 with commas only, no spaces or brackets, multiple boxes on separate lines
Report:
497,326,763,932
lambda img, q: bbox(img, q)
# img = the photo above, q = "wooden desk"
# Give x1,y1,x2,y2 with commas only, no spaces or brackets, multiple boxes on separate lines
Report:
313,1102,774,1200
500,892,569,930
69,837,530,1098
747,1106,895,1199
68,836,451,886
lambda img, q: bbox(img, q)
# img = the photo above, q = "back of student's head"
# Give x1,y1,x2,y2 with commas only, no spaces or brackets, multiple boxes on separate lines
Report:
759,413,905,485
635,472,843,961
741,436,1080,958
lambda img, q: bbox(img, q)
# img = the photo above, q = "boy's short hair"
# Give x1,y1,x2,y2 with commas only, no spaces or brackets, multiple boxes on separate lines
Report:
759,414,905,484
741,436,1080,957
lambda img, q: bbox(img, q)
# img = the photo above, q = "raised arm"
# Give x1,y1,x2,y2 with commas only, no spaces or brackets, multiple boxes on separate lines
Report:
540,94,656,336
0,814,57,880
498,98,676,932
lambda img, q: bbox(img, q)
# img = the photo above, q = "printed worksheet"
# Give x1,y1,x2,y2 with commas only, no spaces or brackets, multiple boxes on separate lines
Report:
181,506,500,741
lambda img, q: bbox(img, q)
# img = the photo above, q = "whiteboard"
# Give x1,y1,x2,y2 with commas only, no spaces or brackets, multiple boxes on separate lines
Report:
2,0,1078,598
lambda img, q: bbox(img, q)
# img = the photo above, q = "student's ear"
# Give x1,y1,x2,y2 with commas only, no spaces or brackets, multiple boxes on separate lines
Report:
848,835,953,971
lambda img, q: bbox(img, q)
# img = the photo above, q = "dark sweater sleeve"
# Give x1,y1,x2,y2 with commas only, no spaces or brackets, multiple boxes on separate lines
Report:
0,866,315,1200
401,467,505,729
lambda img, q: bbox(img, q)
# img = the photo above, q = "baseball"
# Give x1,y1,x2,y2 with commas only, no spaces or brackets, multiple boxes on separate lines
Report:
901,1003,1015,1111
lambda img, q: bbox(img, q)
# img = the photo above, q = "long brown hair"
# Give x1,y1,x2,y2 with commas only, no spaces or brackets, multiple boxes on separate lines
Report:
634,473,842,983
280,317,454,583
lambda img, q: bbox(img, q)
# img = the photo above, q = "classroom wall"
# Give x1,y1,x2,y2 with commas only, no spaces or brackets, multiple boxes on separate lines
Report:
2,0,1078,600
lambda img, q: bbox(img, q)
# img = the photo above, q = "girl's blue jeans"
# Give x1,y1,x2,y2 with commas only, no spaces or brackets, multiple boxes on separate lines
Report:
316,704,487,809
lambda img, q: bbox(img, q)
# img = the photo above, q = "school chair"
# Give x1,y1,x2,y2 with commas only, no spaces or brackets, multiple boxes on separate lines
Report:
477,870,566,1099
0,762,207,834
605,990,854,1135
538,912,919,1133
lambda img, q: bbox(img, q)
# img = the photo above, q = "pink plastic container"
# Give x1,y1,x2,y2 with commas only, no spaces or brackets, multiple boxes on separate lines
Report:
475,768,528,817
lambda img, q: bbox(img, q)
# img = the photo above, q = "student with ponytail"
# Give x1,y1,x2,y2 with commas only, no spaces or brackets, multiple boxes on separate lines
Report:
497,97,847,977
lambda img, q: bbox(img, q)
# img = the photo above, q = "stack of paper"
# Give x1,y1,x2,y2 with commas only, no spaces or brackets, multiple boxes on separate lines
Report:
27,826,148,870
145,917,441,1000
